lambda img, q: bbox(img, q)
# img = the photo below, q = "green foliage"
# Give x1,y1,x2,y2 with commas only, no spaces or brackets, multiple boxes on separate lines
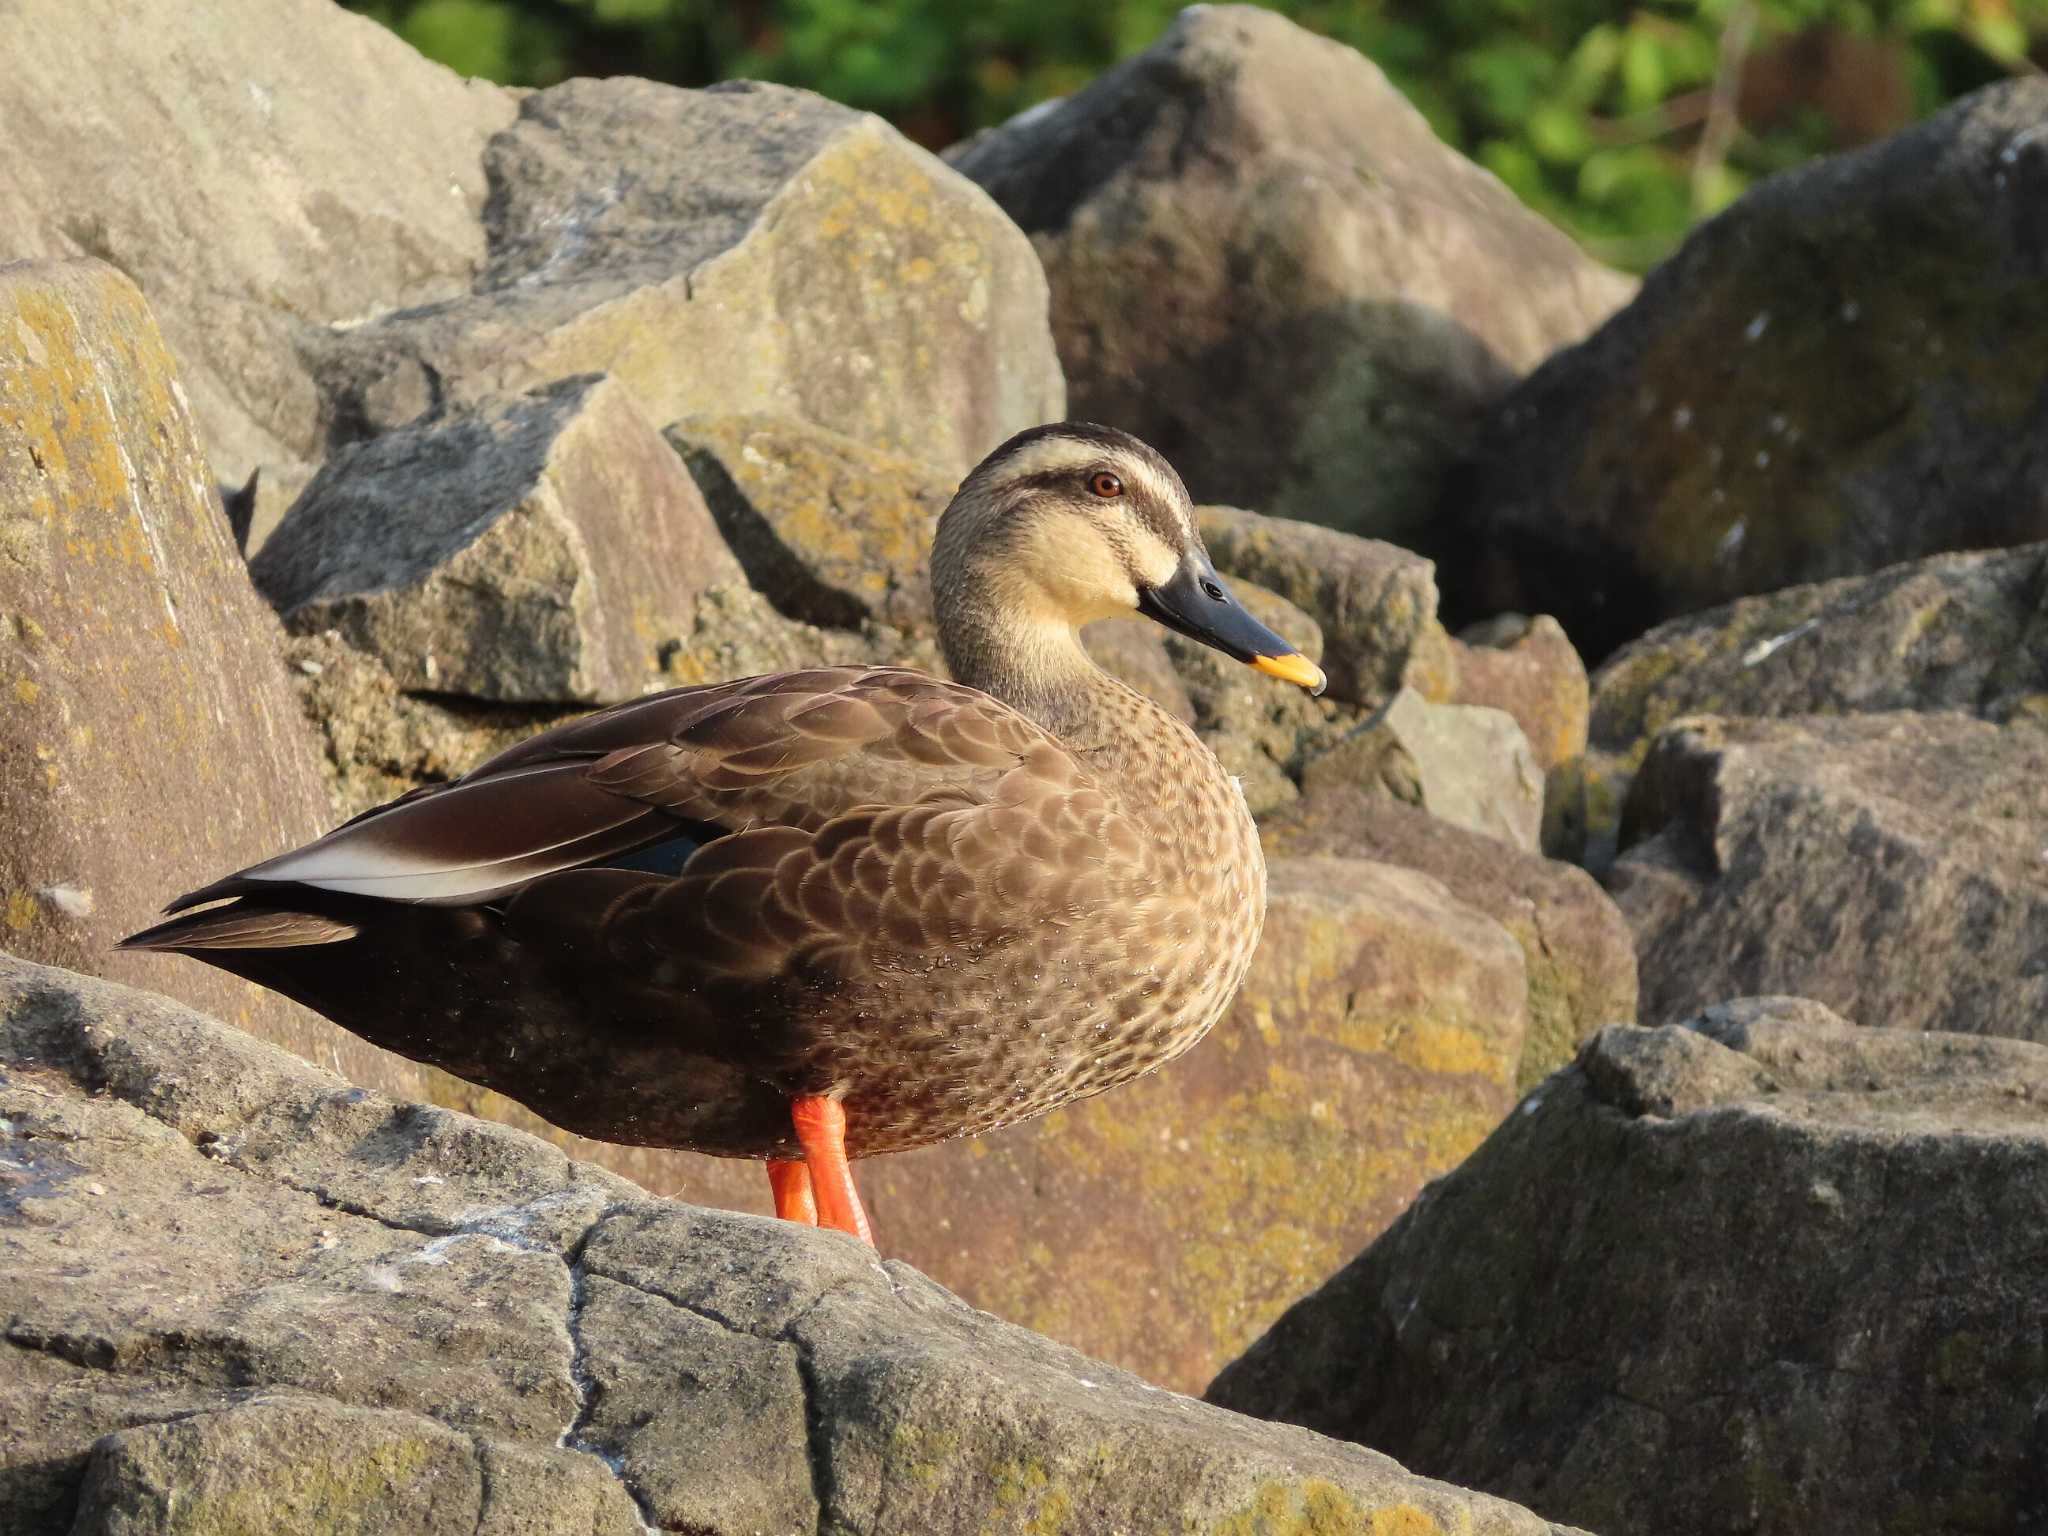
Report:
345,0,2048,267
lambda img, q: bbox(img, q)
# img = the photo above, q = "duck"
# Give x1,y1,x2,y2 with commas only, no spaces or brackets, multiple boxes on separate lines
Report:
122,423,1326,1245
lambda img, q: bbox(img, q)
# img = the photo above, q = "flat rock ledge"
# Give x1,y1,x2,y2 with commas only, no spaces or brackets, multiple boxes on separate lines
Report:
0,954,1576,1535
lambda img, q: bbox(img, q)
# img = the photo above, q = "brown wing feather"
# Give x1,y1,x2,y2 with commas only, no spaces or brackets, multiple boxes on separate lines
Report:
153,667,1118,942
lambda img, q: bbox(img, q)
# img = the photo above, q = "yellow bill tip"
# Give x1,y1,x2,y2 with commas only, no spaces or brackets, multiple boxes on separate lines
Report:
1251,651,1327,696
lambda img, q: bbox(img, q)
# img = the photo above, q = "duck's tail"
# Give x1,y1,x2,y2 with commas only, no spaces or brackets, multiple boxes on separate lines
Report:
118,903,358,952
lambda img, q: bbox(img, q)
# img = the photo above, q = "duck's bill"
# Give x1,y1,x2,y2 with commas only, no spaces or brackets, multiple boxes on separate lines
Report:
1250,651,1328,692
1136,561,1329,697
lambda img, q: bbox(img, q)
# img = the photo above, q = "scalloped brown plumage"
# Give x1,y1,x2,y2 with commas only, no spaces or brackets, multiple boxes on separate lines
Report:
124,422,1326,1242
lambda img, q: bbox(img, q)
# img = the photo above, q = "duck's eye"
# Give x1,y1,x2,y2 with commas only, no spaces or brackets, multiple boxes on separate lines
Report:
1088,471,1124,499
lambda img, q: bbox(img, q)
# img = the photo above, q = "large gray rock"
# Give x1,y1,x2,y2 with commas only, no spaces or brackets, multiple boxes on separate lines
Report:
1198,504,1458,707
253,374,742,704
0,257,439,1107
1446,79,2048,659
861,852,1530,1396
1609,713,2048,1042
317,77,1065,479
0,955,1575,1535
1260,789,1637,1090
0,0,514,485
1209,999,2048,1536
1303,688,1544,852
1576,541,2048,865
951,5,1631,544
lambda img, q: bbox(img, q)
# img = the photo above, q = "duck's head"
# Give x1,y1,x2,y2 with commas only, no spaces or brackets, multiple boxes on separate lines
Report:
931,422,1327,695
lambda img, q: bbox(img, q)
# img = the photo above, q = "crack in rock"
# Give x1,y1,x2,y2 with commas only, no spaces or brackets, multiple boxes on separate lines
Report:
556,1219,664,1535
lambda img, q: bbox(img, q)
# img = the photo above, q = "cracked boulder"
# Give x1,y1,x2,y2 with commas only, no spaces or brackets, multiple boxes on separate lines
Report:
0,958,1572,1531
950,4,1631,544
1260,789,1637,1090
1443,78,2048,659
315,76,1064,479
0,257,439,1108
860,853,1528,1395
1209,998,2048,1536
1575,540,2048,866
70,1397,642,1536
0,955,1576,1535
253,374,744,704
1610,712,2048,1042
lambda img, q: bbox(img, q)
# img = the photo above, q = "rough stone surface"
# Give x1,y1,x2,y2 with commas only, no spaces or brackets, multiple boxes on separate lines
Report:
667,412,950,635
862,853,1528,1394
316,77,1065,479
1209,999,2048,1536
0,0,514,486
253,374,743,704
0,257,442,1104
1199,504,1458,706
1610,712,2048,1043
0,954,1575,1536
1446,78,2048,658
1260,789,1636,1090
1576,541,2048,865
69,1397,641,1536
951,5,1631,544
1303,687,1544,851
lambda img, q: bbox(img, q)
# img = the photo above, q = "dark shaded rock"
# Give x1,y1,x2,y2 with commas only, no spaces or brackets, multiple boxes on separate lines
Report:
1302,688,1544,852
254,374,743,704
1577,542,2048,864
1209,999,2048,1536
1609,712,2048,1041
667,412,949,635
951,5,1630,544
1261,789,1637,1090
1198,504,1458,706
316,77,1064,478
0,257,439,1107
1447,78,2048,658
0,0,514,485
0,954,1575,1535
862,853,1527,1394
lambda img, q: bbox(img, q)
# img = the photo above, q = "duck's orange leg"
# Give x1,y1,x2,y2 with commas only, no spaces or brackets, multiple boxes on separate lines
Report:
767,1159,817,1225
791,1095,873,1246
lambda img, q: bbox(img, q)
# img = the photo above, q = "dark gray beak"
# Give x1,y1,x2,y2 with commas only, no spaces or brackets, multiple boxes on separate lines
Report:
1136,560,1327,695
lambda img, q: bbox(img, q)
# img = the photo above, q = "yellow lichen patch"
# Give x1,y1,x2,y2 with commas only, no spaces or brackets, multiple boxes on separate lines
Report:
1213,1479,1436,1536
4,891,37,931
14,677,38,703
1370,1502,1443,1536
1335,1010,1504,1080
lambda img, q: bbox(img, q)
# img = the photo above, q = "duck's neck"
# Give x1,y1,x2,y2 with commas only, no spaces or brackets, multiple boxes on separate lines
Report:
940,594,1126,745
